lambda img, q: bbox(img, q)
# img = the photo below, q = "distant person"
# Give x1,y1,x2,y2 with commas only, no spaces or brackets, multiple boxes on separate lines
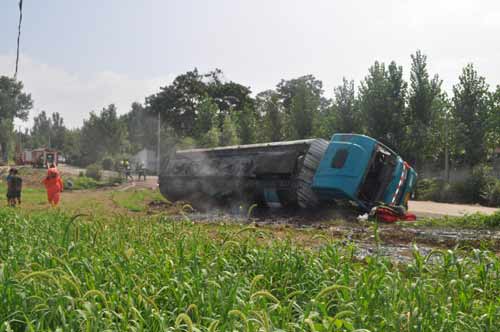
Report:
66,179,74,191
120,159,132,181
124,160,133,181
6,168,22,207
12,169,23,206
137,163,146,181
43,167,64,206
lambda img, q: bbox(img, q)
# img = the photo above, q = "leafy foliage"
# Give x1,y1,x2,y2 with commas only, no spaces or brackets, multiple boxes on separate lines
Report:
332,78,360,134
1,210,499,330
123,102,157,152
406,51,443,167
0,76,33,161
9,53,500,174
277,75,323,139
220,114,240,146
452,64,490,166
236,103,257,144
80,104,128,166
359,61,408,153
85,163,103,181
256,90,283,142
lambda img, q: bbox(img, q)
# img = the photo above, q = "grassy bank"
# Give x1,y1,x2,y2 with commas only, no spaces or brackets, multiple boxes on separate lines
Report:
408,211,500,229
0,209,499,331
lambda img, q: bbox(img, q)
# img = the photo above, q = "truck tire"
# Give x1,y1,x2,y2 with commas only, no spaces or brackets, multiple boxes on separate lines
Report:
296,139,329,208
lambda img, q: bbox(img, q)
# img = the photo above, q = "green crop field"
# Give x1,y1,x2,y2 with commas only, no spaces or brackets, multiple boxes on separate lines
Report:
0,208,499,332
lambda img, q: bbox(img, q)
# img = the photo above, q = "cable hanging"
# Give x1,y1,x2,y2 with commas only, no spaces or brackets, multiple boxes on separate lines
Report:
14,0,23,79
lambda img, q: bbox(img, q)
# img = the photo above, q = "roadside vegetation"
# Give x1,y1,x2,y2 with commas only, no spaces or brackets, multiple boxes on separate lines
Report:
67,175,122,190
416,164,500,207
2,51,500,195
408,211,500,229
1,209,499,331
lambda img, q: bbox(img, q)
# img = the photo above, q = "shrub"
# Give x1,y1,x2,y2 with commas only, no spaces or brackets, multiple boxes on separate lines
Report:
464,164,494,204
416,164,497,205
69,176,100,190
107,175,123,185
440,181,469,203
85,164,102,181
102,157,114,171
481,178,500,207
177,136,197,149
415,178,444,201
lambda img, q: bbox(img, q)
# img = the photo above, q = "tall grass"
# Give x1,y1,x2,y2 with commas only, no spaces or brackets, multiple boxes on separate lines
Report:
0,209,499,331
111,189,166,212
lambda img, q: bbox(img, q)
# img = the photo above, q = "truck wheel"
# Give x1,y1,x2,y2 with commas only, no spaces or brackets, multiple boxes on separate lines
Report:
296,139,329,208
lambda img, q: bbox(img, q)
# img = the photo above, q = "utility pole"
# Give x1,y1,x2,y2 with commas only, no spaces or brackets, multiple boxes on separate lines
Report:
444,112,450,182
48,122,51,149
157,112,161,175
18,126,22,151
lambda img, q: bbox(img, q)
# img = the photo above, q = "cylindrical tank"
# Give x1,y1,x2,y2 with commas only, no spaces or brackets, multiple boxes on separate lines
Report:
159,139,329,209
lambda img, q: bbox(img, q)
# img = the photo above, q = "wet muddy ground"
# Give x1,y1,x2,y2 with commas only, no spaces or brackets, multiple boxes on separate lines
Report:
169,207,500,262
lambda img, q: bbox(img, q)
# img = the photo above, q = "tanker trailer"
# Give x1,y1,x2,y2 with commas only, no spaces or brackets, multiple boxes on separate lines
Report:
159,134,417,212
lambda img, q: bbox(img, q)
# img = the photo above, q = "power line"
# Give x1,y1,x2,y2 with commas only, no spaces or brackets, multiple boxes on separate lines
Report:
14,0,23,79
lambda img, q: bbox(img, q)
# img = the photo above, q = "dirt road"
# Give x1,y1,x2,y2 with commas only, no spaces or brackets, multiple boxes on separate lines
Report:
409,200,498,218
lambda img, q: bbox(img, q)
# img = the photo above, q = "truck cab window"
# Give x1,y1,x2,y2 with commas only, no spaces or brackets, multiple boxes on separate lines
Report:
331,149,348,168
358,147,396,203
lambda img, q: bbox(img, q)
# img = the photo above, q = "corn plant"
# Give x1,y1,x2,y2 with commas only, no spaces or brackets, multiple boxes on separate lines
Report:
0,209,499,331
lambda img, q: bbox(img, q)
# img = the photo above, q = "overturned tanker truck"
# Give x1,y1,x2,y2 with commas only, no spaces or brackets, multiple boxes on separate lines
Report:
159,134,417,212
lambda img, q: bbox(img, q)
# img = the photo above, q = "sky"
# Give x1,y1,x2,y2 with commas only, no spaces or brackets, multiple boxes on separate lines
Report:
1,0,500,128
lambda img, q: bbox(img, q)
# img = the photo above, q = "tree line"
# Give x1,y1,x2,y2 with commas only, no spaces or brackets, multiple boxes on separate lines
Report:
1,50,499,172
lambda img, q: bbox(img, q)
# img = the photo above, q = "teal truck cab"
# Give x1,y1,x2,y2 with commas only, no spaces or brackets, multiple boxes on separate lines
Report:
312,134,417,211
159,133,417,212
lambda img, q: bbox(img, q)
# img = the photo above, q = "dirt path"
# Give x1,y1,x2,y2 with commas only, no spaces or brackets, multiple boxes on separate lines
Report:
409,200,498,218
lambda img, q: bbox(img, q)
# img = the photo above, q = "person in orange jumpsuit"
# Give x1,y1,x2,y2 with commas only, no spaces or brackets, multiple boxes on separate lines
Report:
42,165,63,206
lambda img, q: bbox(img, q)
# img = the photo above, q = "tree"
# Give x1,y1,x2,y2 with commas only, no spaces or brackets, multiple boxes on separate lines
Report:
61,129,82,165
50,112,67,151
194,95,219,139
407,51,443,168
332,78,360,133
277,75,323,139
147,69,207,137
80,104,128,165
220,114,239,146
147,69,255,139
30,111,51,148
452,64,490,166
256,90,283,142
30,111,67,151
123,102,157,152
200,127,220,147
236,103,257,144
0,76,32,161
486,86,500,154
358,61,408,152
207,77,253,118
